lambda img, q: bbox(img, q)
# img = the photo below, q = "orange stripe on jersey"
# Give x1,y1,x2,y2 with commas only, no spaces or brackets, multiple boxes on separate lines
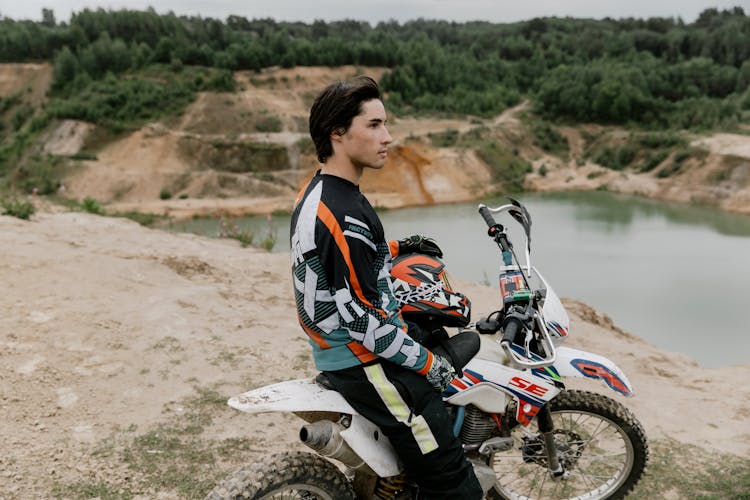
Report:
316,201,377,310
294,178,313,208
298,315,330,349
416,349,434,375
388,240,399,257
347,341,378,364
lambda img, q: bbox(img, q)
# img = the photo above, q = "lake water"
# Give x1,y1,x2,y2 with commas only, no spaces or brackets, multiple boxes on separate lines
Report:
171,191,750,368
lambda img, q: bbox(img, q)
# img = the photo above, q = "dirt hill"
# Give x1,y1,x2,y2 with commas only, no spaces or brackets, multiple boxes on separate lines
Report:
1,211,748,498
3,63,750,219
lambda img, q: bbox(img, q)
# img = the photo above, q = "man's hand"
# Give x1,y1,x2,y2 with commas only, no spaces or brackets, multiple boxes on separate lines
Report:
398,235,443,258
425,354,456,393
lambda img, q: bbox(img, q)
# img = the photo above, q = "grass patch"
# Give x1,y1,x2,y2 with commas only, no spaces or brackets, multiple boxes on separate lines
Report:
456,128,531,191
530,121,569,156
254,113,283,133
635,131,687,149
657,147,708,178
178,137,290,173
81,196,105,215
48,65,236,134
118,385,236,498
52,480,131,500
1,197,35,219
591,144,637,170
218,218,254,247
50,385,240,498
294,136,315,155
428,128,459,147
112,211,167,227
475,141,532,191
629,438,750,499
258,232,277,251
4,154,65,195
216,217,277,250
639,150,670,172
584,130,692,174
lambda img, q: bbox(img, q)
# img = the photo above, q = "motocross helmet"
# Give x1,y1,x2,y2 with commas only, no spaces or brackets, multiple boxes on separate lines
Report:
390,253,471,327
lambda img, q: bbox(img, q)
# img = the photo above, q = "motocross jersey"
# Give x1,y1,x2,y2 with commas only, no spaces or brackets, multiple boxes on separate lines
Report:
290,171,435,374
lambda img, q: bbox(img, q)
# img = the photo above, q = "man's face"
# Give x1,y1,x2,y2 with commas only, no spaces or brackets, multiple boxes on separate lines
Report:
337,99,392,170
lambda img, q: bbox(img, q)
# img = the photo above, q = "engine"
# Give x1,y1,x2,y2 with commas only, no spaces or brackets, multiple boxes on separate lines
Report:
458,405,499,445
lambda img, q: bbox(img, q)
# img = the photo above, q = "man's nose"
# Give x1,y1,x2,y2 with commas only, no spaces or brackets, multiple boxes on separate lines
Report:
382,126,393,144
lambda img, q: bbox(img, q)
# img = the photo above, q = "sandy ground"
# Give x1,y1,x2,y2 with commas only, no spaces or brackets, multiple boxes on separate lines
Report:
1,211,749,498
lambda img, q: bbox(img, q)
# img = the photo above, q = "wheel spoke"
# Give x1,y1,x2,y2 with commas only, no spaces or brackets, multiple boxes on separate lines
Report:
491,392,644,500
536,468,549,498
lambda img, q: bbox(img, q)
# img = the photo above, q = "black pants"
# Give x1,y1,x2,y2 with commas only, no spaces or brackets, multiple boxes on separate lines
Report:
325,361,483,499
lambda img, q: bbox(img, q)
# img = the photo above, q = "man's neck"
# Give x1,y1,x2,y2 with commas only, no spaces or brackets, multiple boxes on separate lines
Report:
320,159,362,185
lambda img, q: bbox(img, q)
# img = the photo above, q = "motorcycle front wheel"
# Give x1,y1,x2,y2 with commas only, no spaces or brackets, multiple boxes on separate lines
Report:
206,451,356,500
488,390,648,500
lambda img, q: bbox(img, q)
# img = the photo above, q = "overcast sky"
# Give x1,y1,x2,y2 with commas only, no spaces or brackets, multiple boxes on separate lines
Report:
1,0,746,24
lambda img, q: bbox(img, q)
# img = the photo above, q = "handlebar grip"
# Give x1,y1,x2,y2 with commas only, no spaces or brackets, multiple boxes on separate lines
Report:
501,318,521,346
478,205,497,228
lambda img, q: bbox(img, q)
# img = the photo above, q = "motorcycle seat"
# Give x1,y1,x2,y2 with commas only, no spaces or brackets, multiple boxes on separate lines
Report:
431,330,481,373
315,372,336,390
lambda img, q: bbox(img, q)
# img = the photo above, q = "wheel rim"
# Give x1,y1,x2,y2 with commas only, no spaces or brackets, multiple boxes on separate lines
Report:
491,409,635,499
260,483,337,500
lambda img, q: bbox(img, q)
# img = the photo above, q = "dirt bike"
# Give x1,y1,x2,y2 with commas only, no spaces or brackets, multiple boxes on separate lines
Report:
207,198,649,499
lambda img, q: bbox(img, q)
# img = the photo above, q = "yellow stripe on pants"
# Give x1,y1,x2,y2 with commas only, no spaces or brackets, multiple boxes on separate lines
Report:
364,364,439,455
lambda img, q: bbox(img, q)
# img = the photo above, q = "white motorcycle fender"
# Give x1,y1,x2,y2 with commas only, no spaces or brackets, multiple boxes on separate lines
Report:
553,346,634,397
229,378,356,414
229,378,402,477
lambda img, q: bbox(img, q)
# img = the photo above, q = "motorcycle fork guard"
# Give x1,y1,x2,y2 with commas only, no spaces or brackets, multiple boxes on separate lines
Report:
537,405,565,477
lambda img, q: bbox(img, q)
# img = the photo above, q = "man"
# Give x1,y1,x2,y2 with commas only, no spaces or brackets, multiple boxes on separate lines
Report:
289,76,482,499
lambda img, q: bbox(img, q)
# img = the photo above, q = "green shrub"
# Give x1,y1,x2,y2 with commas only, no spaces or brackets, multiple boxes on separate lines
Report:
259,232,277,251
1,198,35,219
113,211,164,226
640,150,670,172
672,149,693,166
81,196,105,215
476,141,532,191
12,156,62,195
218,218,253,247
616,144,637,167
428,129,459,147
254,114,282,133
203,70,236,92
592,144,636,170
531,122,569,156
636,132,686,149
295,137,315,155
0,93,22,114
160,188,173,200
49,75,195,131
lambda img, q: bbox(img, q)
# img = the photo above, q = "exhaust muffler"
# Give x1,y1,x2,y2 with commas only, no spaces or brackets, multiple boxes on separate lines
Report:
300,420,374,474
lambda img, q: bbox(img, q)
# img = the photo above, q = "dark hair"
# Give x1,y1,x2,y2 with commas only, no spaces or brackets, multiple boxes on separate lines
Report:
309,76,381,163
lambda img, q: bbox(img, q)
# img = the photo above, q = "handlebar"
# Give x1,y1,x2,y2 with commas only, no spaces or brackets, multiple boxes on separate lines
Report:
500,316,521,346
478,201,557,370
478,203,531,276
478,205,499,230
499,311,558,369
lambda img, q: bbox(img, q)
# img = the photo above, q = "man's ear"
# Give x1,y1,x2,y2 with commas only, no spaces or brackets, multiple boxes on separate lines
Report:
330,127,345,143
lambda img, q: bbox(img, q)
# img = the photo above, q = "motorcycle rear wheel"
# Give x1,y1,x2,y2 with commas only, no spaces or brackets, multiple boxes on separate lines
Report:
206,451,355,500
488,390,648,500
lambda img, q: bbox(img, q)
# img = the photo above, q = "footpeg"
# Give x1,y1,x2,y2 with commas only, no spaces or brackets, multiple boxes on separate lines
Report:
479,436,514,455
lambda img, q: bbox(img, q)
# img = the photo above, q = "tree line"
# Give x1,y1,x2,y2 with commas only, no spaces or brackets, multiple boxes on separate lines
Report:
0,6,749,129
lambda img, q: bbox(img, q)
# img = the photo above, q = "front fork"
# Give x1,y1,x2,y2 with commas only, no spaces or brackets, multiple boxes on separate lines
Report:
537,405,567,479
